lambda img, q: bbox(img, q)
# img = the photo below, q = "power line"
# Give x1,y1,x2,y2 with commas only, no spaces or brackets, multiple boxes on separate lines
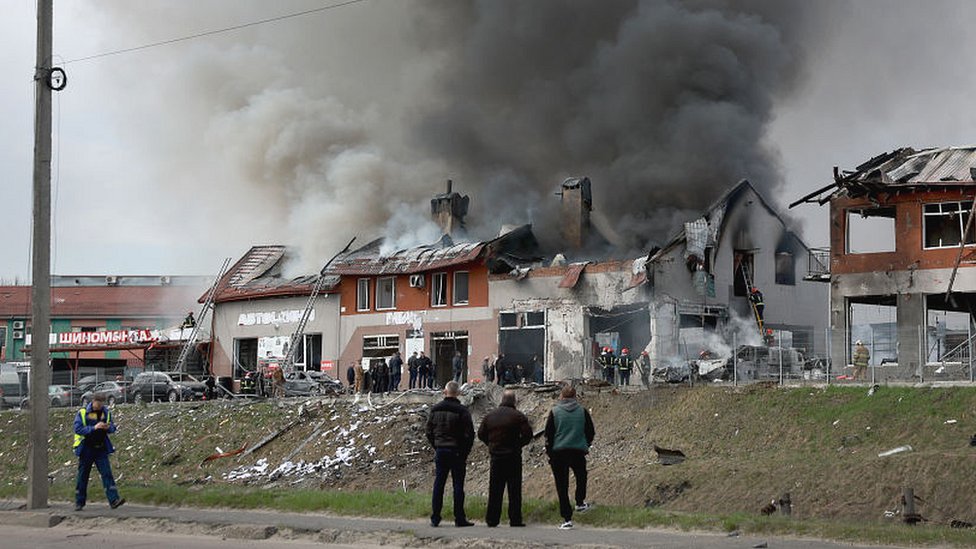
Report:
62,0,369,64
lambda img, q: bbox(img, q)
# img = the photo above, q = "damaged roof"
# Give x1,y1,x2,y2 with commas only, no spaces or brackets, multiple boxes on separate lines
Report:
214,226,542,302
326,224,541,276
648,179,805,263
791,146,976,206
211,245,339,304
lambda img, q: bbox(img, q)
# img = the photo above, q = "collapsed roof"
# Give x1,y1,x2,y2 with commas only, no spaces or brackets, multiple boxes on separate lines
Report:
212,226,541,303
327,224,541,276
790,146,976,207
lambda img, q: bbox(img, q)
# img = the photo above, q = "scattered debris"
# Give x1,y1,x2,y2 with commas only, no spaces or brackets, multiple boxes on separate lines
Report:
240,418,302,458
653,445,686,466
950,519,974,529
878,445,913,458
944,419,958,425
200,444,247,467
760,500,777,516
971,434,976,447
867,384,880,396
752,543,768,549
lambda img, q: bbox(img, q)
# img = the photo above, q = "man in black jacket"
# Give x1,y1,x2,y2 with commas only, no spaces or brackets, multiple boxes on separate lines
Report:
425,381,475,527
477,390,533,527
545,383,596,530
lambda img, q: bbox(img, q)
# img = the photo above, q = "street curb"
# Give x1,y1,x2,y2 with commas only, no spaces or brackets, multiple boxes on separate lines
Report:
0,511,63,528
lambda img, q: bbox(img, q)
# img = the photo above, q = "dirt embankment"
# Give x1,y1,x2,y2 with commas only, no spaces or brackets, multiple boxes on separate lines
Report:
2,383,975,525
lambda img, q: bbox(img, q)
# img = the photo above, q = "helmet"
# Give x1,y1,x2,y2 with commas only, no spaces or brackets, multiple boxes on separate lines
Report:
602,346,609,352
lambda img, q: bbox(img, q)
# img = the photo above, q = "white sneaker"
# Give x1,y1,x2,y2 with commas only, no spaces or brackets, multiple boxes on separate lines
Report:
575,502,592,512
558,521,574,530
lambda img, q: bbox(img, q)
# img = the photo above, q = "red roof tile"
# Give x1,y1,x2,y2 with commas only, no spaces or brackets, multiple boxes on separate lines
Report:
0,285,207,319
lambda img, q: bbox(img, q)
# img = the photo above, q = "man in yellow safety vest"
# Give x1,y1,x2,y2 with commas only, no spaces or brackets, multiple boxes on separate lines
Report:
73,393,125,512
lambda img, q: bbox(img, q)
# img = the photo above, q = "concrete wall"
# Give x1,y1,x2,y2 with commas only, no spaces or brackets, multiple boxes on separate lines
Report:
210,294,340,379
489,265,643,381
335,305,497,385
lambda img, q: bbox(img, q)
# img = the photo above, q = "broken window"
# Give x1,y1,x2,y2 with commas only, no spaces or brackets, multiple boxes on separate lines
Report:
923,201,976,249
775,252,795,286
376,276,396,310
453,271,469,305
431,272,447,307
499,312,518,328
733,251,755,297
846,207,896,254
356,278,370,312
849,298,897,366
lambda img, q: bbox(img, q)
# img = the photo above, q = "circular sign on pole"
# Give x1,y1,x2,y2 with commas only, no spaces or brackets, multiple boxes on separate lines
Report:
47,67,67,91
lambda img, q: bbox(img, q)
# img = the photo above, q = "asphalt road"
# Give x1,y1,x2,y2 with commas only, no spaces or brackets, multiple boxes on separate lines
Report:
0,501,912,548
0,524,375,549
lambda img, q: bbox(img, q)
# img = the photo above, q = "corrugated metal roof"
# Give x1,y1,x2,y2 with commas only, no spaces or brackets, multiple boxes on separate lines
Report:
328,238,486,276
557,262,590,289
855,147,976,185
211,246,339,304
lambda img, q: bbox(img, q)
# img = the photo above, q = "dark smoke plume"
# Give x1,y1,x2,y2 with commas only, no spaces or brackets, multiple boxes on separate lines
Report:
85,0,830,272
408,0,824,253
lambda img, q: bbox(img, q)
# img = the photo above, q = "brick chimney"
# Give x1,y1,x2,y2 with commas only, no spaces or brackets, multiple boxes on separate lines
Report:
560,177,592,249
430,179,470,236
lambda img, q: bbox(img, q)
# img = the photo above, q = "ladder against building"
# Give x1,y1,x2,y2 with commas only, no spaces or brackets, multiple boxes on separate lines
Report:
282,237,356,373
735,254,765,337
175,257,231,373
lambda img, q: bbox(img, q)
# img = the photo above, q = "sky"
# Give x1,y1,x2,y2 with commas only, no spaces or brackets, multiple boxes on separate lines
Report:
2,0,976,280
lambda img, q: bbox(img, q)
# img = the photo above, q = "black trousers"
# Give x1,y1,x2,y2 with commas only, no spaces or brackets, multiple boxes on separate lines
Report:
431,448,467,524
485,454,523,526
549,450,587,521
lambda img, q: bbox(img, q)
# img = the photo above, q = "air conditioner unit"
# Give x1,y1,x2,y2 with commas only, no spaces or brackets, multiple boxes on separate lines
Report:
12,320,24,330
105,276,119,285
409,274,425,288
160,276,172,285
12,331,24,340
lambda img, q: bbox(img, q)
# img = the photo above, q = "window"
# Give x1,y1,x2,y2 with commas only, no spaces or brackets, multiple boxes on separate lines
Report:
431,272,447,307
924,201,976,249
733,251,754,297
847,207,896,253
356,278,370,312
775,252,795,286
453,271,469,305
376,276,396,310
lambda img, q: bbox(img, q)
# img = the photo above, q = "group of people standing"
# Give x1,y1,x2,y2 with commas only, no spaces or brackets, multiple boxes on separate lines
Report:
481,354,545,385
597,347,651,388
345,349,458,393
425,381,594,530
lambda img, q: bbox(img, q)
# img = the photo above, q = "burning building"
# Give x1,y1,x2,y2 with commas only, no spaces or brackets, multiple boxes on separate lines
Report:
793,147,976,381
492,179,828,382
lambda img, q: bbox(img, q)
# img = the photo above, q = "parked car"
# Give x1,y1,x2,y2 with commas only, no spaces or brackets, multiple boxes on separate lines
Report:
0,363,28,409
130,371,207,402
282,371,324,396
49,384,85,407
81,381,131,406
75,375,101,394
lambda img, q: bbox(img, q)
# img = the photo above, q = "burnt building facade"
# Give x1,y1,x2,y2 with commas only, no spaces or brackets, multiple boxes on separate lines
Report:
795,147,976,381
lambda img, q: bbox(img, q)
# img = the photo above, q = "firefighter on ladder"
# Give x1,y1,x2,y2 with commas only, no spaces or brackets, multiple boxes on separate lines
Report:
749,287,765,326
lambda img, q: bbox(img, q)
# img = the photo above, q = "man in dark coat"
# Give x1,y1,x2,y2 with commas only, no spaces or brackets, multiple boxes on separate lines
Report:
545,384,596,530
388,351,403,392
477,390,532,527
425,381,475,527
452,350,465,384
417,351,433,389
408,351,419,389
494,354,507,386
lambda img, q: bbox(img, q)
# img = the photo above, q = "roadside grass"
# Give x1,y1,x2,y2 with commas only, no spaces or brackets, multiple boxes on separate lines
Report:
4,482,975,547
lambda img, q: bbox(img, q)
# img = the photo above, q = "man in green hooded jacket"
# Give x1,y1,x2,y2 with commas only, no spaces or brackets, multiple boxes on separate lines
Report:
544,383,595,530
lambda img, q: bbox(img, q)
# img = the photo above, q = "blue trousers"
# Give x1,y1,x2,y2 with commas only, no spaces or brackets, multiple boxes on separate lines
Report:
431,448,467,524
76,447,120,506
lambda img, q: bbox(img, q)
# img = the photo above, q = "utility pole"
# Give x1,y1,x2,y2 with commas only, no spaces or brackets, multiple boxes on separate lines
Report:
27,0,54,510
